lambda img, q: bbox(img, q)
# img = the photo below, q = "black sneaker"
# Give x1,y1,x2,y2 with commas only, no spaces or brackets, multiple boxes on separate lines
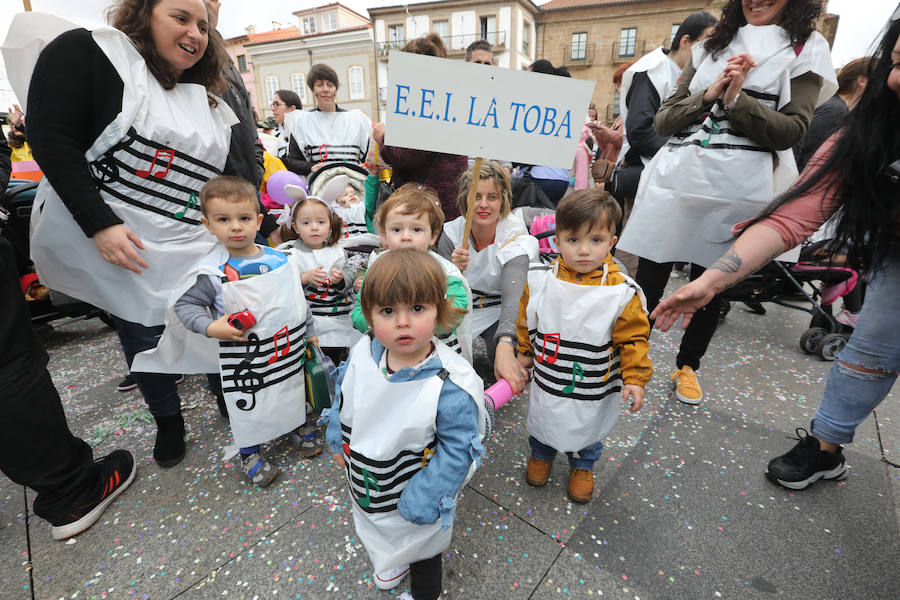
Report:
117,374,137,392
49,450,136,540
766,428,848,490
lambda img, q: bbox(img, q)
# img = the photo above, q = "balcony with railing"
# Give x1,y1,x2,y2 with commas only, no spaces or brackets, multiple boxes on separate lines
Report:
377,31,506,59
611,39,647,63
561,42,597,68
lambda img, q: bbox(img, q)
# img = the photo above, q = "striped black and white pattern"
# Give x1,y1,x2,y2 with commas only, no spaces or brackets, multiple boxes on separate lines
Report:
89,127,220,226
219,322,307,396
303,144,366,164
438,331,462,355
471,289,502,310
529,329,622,402
306,282,353,318
341,421,436,514
669,91,779,153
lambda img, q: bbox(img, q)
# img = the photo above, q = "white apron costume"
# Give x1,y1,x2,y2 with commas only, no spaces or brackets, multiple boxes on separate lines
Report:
28,28,237,325
133,248,308,448
284,109,372,167
443,213,539,337
282,242,361,348
342,202,369,237
616,47,682,167
339,336,485,573
526,262,647,453
366,250,474,363
618,25,836,267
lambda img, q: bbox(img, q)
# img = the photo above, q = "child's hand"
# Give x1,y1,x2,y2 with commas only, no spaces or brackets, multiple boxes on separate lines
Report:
329,268,343,282
354,277,363,291
302,266,328,286
309,335,319,348
451,247,470,272
331,451,345,467
622,384,644,413
206,315,248,342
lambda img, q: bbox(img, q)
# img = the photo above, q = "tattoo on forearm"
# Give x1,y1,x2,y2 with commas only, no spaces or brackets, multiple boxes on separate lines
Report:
710,249,742,273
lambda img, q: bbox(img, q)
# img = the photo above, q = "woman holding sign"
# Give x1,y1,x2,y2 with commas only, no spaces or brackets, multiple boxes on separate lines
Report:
24,0,236,467
616,0,835,405
439,161,539,393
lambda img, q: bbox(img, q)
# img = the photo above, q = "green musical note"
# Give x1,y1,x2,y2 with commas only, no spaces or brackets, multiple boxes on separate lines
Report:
175,192,198,219
700,121,721,147
562,361,585,395
357,468,381,508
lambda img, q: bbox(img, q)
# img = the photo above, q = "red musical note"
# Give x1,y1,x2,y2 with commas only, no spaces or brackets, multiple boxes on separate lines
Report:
136,149,175,178
317,144,328,162
343,443,351,456
307,278,330,300
535,333,560,364
267,326,291,364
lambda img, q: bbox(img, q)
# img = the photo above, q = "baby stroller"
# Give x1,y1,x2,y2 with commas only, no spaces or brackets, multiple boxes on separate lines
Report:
1,178,114,334
720,241,861,361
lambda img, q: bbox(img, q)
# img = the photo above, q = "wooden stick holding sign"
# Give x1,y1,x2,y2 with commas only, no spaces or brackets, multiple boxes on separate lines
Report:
460,157,483,251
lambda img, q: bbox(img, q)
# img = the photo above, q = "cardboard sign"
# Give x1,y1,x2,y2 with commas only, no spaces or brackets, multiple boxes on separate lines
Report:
385,51,595,169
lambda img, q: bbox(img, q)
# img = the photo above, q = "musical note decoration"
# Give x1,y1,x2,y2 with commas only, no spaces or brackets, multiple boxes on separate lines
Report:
308,278,330,301
535,333,560,364
233,333,263,411
562,361,585,395
267,326,291,364
700,121,721,148
357,468,381,508
421,447,435,468
317,143,328,162
136,148,175,178
174,192,198,219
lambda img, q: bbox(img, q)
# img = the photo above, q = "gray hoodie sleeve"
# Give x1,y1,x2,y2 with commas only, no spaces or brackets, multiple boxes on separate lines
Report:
174,275,219,335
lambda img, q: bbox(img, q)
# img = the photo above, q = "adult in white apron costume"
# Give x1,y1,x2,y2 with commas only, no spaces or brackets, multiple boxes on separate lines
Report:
609,11,718,278
21,0,237,468
269,89,305,176
283,63,371,176
439,161,539,394
326,335,487,588
616,0,836,405
648,13,900,491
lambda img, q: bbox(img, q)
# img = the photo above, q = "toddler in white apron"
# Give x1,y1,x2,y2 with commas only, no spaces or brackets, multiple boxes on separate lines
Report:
133,177,316,486
320,249,487,597
515,191,652,504
351,184,474,363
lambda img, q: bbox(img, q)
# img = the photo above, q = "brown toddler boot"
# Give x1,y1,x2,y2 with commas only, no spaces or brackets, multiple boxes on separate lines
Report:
526,457,552,486
568,468,594,503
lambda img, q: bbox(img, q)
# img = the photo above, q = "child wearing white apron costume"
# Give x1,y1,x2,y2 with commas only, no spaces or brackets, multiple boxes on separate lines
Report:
320,250,487,598
133,177,314,486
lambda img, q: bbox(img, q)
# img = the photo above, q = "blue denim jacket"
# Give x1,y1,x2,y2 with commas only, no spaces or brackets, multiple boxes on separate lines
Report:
319,338,482,529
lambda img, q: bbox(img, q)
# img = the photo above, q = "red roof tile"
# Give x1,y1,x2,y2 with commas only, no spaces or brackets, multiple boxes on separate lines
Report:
540,0,647,11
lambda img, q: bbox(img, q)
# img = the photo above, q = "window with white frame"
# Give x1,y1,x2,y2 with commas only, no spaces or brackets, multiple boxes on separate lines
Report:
236,54,248,72
302,16,316,35
322,12,338,32
571,32,587,61
348,66,364,100
433,20,449,45
291,73,307,103
670,23,681,45
388,24,404,44
522,22,531,54
265,75,279,106
618,27,637,58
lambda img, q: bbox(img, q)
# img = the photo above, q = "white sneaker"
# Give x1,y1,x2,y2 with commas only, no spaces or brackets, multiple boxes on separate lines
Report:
374,564,410,590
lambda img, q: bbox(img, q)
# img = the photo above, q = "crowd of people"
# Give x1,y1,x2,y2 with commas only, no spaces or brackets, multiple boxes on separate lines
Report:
1,0,897,598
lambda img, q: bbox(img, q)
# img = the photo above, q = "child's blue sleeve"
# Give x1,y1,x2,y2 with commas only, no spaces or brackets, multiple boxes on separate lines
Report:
397,380,480,529
317,359,350,453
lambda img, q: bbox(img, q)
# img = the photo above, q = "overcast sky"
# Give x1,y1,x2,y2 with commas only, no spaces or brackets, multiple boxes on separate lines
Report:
1,0,896,105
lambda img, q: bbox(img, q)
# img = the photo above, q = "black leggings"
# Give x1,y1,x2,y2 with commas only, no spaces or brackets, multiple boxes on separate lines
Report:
409,553,442,600
636,257,725,371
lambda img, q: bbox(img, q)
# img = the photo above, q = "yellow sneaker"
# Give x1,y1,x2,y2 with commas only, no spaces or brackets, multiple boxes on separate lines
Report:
671,366,703,404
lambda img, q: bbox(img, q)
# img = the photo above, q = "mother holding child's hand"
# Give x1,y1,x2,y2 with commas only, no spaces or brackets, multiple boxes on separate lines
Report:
25,0,237,468
438,160,539,394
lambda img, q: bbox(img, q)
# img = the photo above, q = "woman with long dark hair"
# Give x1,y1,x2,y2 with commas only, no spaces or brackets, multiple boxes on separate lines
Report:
651,11,900,491
617,0,836,405
24,0,236,468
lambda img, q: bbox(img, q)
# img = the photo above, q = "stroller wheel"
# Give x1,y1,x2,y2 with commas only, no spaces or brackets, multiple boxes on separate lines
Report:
816,333,847,361
718,301,732,322
799,327,828,354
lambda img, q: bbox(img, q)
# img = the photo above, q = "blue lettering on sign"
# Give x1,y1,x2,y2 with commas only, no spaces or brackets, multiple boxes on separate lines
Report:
419,89,435,119
481,98,499,129
540,107,557,136
555,110,572,139
443,92,452,121
509,102,526,131
523,105,540,133
466,96,480,126
395,85,410,115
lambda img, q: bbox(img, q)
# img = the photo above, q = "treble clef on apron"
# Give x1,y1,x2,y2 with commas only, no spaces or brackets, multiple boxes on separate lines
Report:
618,25,836,268
525,262,646,453
283,244,362,349
443,213,538,338
29,27,237,326
338,336,485,574
218,259,308,448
